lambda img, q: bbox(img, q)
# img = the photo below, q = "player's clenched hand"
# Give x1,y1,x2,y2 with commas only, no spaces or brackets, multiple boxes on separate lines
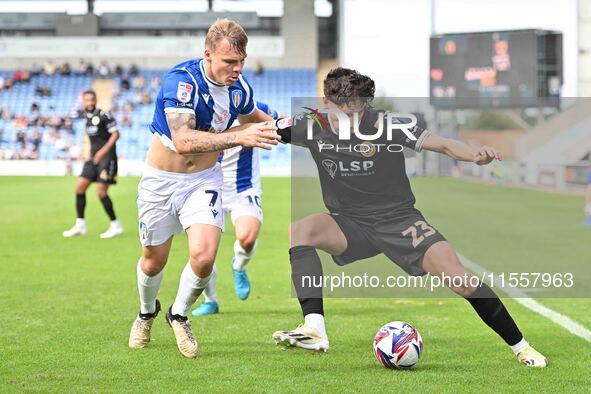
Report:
473,145,502,165
237,122,280,150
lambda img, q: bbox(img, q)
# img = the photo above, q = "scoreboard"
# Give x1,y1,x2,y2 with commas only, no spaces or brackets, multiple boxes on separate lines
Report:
430,29,562,109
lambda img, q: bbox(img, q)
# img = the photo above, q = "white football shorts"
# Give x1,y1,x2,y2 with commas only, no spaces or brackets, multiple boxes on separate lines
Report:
137,163,224,247
222,188,263,225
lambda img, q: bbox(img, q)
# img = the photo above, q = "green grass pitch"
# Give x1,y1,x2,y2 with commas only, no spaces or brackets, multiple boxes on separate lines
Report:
1,176,590,392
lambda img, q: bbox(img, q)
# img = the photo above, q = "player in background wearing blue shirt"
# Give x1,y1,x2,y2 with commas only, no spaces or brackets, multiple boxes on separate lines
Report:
192,102,281,316
128,19,280,358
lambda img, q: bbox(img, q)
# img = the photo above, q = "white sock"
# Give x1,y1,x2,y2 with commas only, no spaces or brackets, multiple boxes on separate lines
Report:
76,218,85,227
202,263,218,303
585,202,591,215
111,219,120,227
232,239,257,271
304,313,327,337
171,262,212,317
137,258,163,314
510,338,529,355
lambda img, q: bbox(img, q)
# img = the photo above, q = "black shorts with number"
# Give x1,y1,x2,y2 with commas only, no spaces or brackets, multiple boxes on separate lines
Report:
80,156,118,184
330,208,446,276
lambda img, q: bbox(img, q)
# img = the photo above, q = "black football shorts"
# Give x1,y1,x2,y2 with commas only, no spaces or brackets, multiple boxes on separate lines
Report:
329,209,446,276
80,157,118,184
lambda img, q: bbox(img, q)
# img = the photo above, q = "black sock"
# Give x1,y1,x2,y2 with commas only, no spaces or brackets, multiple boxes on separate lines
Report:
99,194,117,221
465,282,523,346
290,246,324,316
76,193,86,219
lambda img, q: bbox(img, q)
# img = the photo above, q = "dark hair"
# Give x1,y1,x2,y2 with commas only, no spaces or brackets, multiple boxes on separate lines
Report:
323,68,375,105
82,90,96,97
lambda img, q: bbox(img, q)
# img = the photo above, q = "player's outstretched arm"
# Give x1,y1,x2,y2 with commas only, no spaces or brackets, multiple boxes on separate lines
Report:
166,112,280,154
421,133,502,165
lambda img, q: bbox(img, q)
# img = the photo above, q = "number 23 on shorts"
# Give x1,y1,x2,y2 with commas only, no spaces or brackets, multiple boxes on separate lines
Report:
402,221,436,248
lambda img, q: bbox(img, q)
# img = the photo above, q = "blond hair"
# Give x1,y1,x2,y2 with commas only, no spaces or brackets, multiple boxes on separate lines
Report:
205,19,248,57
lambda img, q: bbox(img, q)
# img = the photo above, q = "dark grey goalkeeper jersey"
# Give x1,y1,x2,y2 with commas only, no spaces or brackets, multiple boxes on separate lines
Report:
291,107,431,220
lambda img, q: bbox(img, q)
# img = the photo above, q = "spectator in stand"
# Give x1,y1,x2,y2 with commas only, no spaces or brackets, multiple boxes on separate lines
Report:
120,75,130,91
30,128,42,159
30,110,42,126
76,59,87,75
31,63,42,76
134,91,143,105
122,99,135,112
35,84,51,97
45,126,59,145
43,60,57,76
31,98,39,112
149,74,162,92
132,74,145,90
0,75,4,91
14,114,29,130
115,64,124,76
85,62,94,76
21,70,31,83
129,63,139,76
54,130,73,159
98,61,110,78
120,111,133,128
13,70,23,83
61,117,74,134
16,129,27,149
4,78,14,90
253,60,265,76
77,59,94,76
141,90,152,105
1,106,12,120
60,62,72,76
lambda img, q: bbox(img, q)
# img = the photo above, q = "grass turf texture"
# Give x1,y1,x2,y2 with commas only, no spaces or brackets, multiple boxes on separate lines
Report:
1,176,590,393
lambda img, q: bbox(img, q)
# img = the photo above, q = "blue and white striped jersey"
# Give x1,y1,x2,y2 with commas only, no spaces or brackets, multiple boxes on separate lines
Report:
149,58,255,151
219,101,279,196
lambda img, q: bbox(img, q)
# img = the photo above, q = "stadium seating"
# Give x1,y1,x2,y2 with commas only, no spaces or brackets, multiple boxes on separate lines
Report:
0,68,316,160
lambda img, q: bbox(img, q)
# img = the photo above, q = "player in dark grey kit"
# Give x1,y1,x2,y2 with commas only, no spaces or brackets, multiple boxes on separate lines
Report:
63,90,123,239
272,68,548,367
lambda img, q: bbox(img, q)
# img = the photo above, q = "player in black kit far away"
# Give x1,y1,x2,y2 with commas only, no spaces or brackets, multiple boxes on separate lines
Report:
272,68,548,367
63,90,123,239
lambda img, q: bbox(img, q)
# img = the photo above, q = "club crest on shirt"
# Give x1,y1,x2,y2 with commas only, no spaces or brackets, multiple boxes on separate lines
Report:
322,159,338,179
359,142,377,157
232,90,243,108
177,82,194,103
91,116,100,126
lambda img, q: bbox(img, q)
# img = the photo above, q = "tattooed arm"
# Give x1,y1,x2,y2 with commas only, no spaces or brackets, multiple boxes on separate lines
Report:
165,112,280,155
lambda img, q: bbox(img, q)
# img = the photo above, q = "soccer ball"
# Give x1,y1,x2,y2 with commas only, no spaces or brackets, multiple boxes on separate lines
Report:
373,321,423,369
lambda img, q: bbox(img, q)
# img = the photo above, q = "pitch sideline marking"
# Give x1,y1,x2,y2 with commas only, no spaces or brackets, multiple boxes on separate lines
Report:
459,254,591,344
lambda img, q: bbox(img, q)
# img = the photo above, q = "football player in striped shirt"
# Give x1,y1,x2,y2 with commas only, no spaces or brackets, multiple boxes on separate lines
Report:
192,101,281,316
127,19,280,358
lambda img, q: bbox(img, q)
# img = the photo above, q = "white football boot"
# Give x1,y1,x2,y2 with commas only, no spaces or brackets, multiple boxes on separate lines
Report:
273,325,330,352
100,220,123,239
128,300,161,349
62,219,87,238
166,307,199,358
517,345,548,367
